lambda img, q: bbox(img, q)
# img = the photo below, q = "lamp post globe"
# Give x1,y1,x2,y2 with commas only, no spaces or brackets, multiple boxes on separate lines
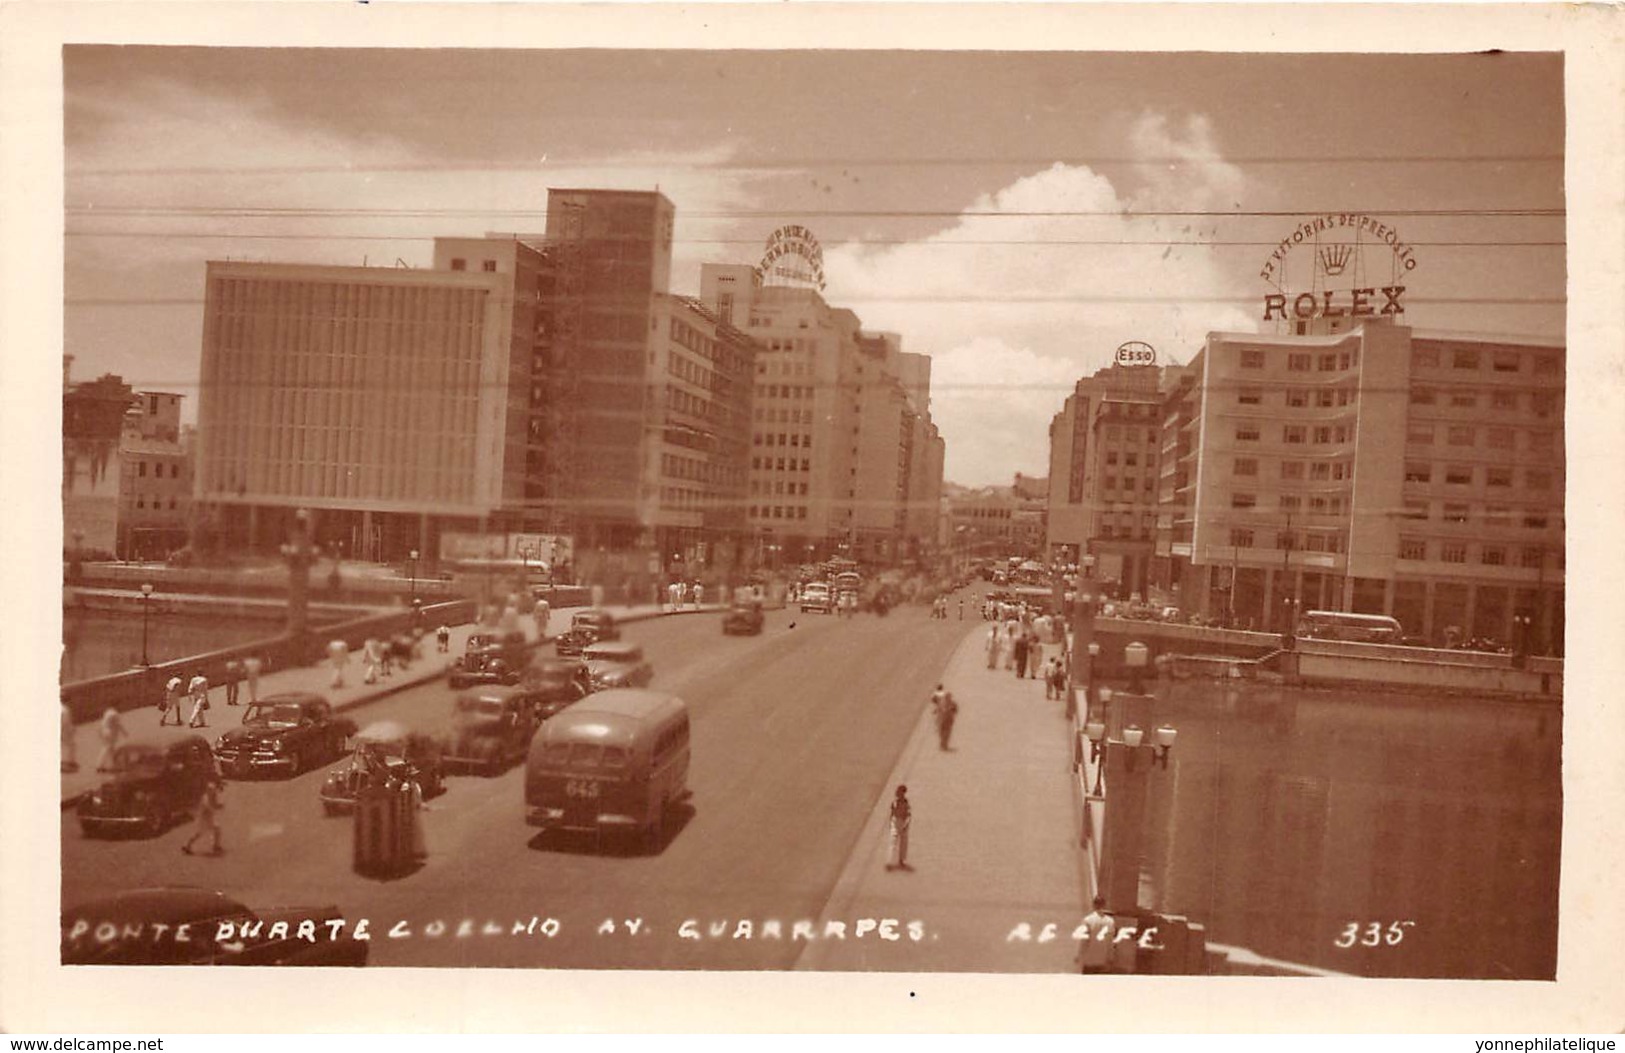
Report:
139,582,154,666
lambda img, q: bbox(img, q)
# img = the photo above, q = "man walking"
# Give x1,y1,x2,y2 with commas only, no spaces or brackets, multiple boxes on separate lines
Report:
1013,631,1030,679
96,706,126,772
885,785,913,872
181,779,225,856
986,624,1001,670
223,659,242,706
533,598,550,639
161,674,185,726
436,625,451,654
186,669,211,728
1028,634,1045,680
931,685,959,751
243,654,264,704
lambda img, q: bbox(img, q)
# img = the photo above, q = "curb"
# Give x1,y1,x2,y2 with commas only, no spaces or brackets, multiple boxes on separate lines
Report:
60,604,726,812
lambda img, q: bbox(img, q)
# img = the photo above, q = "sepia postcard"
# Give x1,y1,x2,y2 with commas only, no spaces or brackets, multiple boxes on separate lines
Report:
3,0,1623,1035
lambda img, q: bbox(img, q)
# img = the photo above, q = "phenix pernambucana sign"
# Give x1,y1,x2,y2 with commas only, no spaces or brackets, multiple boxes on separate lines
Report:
1259,212,1421,321
755,225,827,292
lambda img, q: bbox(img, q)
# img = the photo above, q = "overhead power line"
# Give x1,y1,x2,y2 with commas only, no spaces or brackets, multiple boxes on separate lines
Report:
63,229,1567,250
66,153,1566,177
65,294,1567,308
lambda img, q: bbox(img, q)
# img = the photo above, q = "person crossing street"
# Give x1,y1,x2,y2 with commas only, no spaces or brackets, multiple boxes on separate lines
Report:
885,785,913,872
931,685,959,751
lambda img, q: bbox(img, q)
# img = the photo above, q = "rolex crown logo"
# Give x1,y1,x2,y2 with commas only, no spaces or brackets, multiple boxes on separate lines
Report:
1319,243,1354,276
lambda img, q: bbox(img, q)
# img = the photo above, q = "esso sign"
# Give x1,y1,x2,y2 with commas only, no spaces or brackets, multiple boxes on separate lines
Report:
1115,341,1156,367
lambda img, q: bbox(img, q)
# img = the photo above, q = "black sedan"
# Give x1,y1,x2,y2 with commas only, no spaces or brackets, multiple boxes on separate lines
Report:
77,736,217,838
721,601,766,635
63,888,368,966
213,693,356,778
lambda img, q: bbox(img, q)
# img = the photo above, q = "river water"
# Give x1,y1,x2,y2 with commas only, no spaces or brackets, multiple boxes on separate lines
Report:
1135,679,1561,978
60,609,299,682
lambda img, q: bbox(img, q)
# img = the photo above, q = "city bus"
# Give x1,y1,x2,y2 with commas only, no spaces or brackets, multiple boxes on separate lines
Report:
1295,610,1404,643
524,688,690,850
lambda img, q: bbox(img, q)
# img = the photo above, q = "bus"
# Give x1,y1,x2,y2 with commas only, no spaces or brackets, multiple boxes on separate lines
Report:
1295,610,1404,643
524,689,690,850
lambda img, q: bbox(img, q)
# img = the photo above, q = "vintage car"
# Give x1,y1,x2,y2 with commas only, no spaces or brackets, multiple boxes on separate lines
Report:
77,736,218,838
554,609,620,657
448,646,527,690
62,888,369,966
440,687,540,776
523,657,595,721
214,693,356,779
582,639,654,690
799,582,834,614
721,600,766,635
318,720,444,816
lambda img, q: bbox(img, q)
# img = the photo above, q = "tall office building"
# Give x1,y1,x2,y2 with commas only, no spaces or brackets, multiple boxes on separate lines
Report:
1173,317,1563,648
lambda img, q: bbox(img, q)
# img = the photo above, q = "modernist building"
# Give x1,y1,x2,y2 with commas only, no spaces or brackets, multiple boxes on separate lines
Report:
1171,317,1563,649
699,264,944,565
63,364,192,561
196,190,761,584
1046,361,1166,597
948,479,1047,560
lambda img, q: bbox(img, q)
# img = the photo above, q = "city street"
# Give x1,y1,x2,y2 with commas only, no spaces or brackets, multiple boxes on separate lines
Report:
62,602,978,969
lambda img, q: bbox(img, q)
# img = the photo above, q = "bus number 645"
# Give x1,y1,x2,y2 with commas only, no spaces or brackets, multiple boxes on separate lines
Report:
565,779,600,799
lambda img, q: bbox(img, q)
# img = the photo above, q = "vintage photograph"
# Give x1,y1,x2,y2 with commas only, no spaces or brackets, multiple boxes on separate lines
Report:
8,4,1620,1032
52,42,1569,980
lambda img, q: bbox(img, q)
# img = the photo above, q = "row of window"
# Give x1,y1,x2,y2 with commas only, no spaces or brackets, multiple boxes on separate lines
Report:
1235,423,1353,445
1400,501,1555,529
752,431,813,449
1411,388,1560,415
1412,345,1561,375
1102,426,1160,444
659,486,710,509
1399,538,1550,566
669,317,747,376
759,337,817,356
129,495,181,511
751,456,812,473
1103,450,1150,467
1237,387,1357,409
753,480,809,497
1238,348,1359,372
668,349,718,394
131,461,183,479
1228,528,1346,553
757,383,813,400
750,505,810,520
1102,476,1157,494
1403,463,1557,489
755,407,815,425
1407,423,1558,452
1249,459,1353,482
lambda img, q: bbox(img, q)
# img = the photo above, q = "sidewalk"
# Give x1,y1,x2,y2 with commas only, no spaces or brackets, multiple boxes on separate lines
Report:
61,602,716,807
795,624,1090,972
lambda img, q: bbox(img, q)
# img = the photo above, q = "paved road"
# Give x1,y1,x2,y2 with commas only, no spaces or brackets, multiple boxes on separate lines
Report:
62,602,977,969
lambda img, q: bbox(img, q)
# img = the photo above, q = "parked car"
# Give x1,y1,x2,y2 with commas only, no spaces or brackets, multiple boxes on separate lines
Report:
554,609,620,657
440,687,540,776
77,736,218,838
722,600,766,635
62,888,368,966
214,693,356,778
582,639,654,690
318,720,444,816
523,657,595,721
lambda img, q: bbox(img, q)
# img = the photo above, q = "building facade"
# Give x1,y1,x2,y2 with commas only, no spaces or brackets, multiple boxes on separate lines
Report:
1046,362,1166,596
1172,318,1563,649
63,365,192,561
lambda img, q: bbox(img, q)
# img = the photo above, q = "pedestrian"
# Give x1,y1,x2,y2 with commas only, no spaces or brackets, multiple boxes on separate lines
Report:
181,779,225,856
223,659,242,706
885,785,913,871
667,581,681,612
187,669,210,728
1003,624,1018,669
931,685,959,751
986,624,1000,670
243,655,263,704
95,706,126,772
958,598,964,621
379,638,394,678
161,674,184,726
533,598,550,638
695,582,705,607
62,703,79,772
1076,896,1116,974
1028,635,1045,679
1013,632,1030,679
436,625,450,653
328,639,350,688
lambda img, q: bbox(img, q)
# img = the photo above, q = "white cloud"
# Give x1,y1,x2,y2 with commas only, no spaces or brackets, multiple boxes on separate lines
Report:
820,111,1255,486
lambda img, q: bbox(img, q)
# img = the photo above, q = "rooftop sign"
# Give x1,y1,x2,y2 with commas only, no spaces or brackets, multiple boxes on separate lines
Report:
1258,213,1420,322
755,225,826,292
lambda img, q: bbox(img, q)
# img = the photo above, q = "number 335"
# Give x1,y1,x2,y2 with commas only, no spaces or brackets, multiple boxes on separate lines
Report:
1335,921,1415,948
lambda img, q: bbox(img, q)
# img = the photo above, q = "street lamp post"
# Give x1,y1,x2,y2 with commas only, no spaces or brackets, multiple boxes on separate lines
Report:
408,548,420,620
139,582,154,666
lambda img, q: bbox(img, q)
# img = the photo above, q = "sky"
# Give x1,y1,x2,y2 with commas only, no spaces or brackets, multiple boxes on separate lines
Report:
63,48,1565,488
